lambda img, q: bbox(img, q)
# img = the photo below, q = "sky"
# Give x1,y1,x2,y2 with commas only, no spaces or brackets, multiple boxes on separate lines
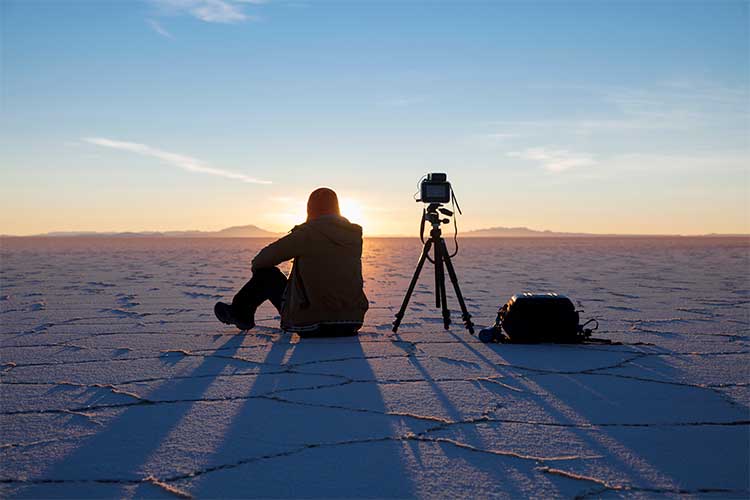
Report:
1,0,748,236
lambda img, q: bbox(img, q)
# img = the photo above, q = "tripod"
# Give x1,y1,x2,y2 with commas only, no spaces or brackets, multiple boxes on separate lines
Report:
392,204,475,334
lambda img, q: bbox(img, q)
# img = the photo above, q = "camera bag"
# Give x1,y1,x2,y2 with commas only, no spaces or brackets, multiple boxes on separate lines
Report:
479,293,600,344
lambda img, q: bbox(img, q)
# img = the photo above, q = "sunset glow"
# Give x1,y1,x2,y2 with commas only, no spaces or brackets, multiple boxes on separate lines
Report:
339,198,366,227
0,1,747,236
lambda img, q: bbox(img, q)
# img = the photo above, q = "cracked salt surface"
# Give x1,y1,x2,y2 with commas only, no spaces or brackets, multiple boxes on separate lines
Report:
1,237,748,498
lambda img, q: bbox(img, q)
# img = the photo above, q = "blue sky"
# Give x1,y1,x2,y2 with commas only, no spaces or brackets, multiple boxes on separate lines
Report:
1,0,748,235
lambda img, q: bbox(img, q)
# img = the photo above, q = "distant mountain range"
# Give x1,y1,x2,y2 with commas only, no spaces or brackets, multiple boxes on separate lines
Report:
2,225,746,238
8,225,281,238
463,227,749,237
465,226,594,237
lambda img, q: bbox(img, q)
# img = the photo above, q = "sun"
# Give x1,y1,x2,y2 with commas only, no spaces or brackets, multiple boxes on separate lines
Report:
339,198,366,226
271,195,369,230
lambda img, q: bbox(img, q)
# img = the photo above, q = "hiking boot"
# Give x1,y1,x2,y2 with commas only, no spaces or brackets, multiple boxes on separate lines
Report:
214,302,255,331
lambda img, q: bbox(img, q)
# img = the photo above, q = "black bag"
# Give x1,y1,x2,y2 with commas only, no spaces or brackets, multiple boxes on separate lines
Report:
479,293,599,344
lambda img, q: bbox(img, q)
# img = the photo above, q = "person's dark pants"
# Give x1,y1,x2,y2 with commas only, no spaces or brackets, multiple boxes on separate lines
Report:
231,267,359,337
231,267,288,325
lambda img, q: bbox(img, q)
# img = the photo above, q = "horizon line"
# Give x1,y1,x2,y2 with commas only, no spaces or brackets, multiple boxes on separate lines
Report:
2,231,748,238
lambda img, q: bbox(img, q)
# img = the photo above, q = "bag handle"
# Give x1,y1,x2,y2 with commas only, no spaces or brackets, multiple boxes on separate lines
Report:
578,318,599,337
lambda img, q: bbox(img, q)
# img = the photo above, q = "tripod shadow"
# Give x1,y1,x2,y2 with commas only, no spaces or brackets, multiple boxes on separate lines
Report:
449,332,749,492
391,330,528,498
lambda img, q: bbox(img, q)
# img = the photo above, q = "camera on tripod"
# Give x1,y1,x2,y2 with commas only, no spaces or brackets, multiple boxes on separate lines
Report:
418,173,452,204
394,173,474,335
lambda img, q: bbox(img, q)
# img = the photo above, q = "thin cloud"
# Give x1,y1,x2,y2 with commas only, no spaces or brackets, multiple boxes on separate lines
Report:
509,81,748,137
151,0,258,24
481,133,518,141
382,96,428,108
84,137,272,184
147,19,174,38
508,148,595,173
487,114,693,136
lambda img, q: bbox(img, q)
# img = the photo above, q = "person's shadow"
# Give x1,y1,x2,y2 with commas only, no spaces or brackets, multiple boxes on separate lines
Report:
16,334,249,498
186,334,417,498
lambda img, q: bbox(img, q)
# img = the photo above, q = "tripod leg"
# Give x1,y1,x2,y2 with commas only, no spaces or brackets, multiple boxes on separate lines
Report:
437,250,451,330
433,234,442,309
439,239,475,335
392,239,434,333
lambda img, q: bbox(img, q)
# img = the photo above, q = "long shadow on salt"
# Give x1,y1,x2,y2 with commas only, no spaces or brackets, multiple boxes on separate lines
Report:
393,332,529,499
444,333,750,494
182,335,417,498
14,334,249,498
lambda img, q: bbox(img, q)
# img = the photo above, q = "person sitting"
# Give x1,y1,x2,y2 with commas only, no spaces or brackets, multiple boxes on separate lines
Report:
214,187,369,337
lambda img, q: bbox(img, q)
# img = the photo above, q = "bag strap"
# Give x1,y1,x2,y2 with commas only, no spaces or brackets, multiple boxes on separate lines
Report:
578,318,599,336
576,318,620,344
574,318,599,342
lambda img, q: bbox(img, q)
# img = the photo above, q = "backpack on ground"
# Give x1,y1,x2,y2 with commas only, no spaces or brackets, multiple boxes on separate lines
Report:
478,293,601,344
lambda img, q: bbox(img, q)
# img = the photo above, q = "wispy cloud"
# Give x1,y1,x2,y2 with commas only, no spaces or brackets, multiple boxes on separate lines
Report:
463,132,520,150
84,137,272,184
489,80,748,140
487,113,694,138
480,132,519,142
147,19,174,38
150,0,260,24
508,148,595,173
381,96,428,108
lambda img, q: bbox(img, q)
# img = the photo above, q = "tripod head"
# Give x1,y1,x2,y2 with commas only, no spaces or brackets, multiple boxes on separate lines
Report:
423,203,454,229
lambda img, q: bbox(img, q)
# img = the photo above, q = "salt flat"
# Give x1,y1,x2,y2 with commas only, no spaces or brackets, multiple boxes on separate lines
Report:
1,237,748,498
